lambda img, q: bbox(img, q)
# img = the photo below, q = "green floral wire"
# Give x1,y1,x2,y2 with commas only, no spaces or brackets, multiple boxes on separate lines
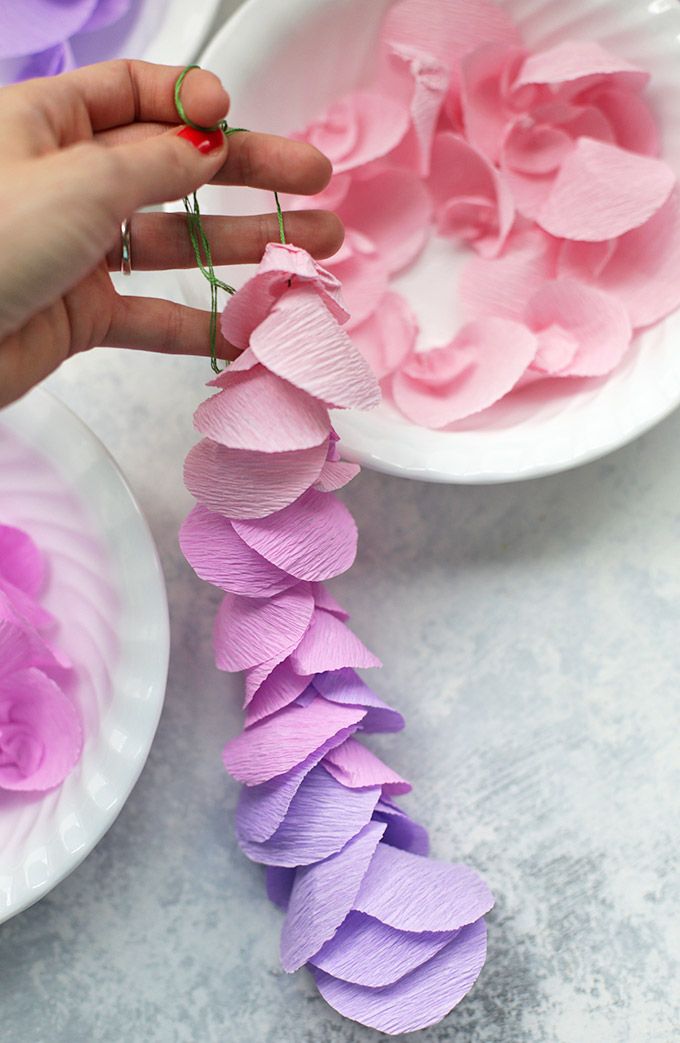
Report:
174,65,287,373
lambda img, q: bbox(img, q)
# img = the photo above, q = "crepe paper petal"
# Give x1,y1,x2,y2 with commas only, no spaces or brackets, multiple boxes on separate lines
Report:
325,232,390,333
18,41,75,79
502,118,572,176
214,585,314,673
0,0,98,59
0,577,54,632
223,697,366,786
314,458,361,493
313,669,405,734
284,175,353,215
380,0,520,83
557,188,680,330
583,85,659,158
0,594,68,680
0,667,82,792
184,437,328,521
374,799,430,856
312,584,350,622
515,39,649,94
290,610,382,675
311,911,457,988
350,292,418,382
377,43,449,176
249,285,380,411
537,138,675,242
322,737,411,795
459,229,557,324
300,91,410,175
237,765,381,867
313,919,487,1035
0,524,46,599
194,368,330,453
180,505,296,599
281,820,387,971
267,866,296,910
525,279,632,378
354,843,494,933
0,616,33,680
393,317,537,428
244,663,313,726
80,0,131,32
460,43,528,163
236,727,357,843
221,243,348,351
429,132,515,258
233,489,357,583
338,169,432,275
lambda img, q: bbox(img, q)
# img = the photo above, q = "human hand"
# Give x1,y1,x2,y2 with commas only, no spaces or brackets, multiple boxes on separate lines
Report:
0,60,342,407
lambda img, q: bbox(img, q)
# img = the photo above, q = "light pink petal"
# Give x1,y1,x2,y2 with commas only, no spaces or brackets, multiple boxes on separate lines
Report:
290,609,382,674
249,284,380,409
300,91,410,174
460,43,527,162
179,505,296,598
244,663,313,726
213,584,314,672
0,616,32,679
377,43,449,175
583,85,659,157
325,232,390,331
194,367,330,453
221,242,348,350
184,437,328,520
392,317,537,428
537,138,674,242
502,118,572,175
233,488,357,583
350,292,418,381
557,188,680,329
314,459,361,492
0,668,82,792
525,279,632,377
283,174,352,214
222,696,366,785
459,229,557,323
338,169,432,275
322,737,411,794
515,39,649,93
0,524,45,599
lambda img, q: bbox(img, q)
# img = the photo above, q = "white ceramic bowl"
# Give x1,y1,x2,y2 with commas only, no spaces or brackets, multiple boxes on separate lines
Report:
0,388,169,923
177,0,680,483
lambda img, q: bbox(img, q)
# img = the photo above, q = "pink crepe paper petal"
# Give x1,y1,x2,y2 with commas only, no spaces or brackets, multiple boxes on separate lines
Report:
338,169,432,275
374,799,430,856
314,458,361,493
249,285,380,410
180,505,296,598
222,696,365,786
502,118,572,175
313,669,405,734
0,524,45,598
350,292,417,382
214,584,314,673
0,577,54,632
525,279,632,378
0,594,68,680
312,583,350,622
244,665,313,727
429,132,515,257
392,317,537,427
232,488,357,583
515,39,649,93
0,667,82,791
459,230,557,323
354,843,494,932
194,367,330,453
557,188,680,330
582,85,659,157
237,765,381,867
281,819,387,971
284,174,352,215
537,138,674,242
325,232,390,332
322,737,411,795
184,437,328,521
290,609,382,675
221,243,348,351
460,43,528,163
311,911,457,988
377,43,449,176
300,91,410,175
313,918,487,1035
0,616,33,679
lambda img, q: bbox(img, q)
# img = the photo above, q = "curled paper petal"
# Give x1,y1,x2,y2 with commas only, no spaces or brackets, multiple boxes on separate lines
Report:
583,85,659,157
338,169,432,275
80,0,131,32
0,524,46,599
515,39,649,93
299,91,410,175
325,232,390,332
244,660,312,721
311,584,350,622
350,292,417,382
0,0,98,59
214,585,314,673
291,610,382,674
322,737,411,794
266,865,296,910
459,230,557,323
460,43,527,163
377,43,449,175
314,458,361,493
374,799,430,856
313,669,405,733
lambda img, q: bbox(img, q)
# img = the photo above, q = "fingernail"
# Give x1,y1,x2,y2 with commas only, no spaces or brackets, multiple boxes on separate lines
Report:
177,126,224,155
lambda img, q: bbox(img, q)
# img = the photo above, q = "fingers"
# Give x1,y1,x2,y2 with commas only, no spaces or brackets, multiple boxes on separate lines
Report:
103,295,238,360
106,210,344,270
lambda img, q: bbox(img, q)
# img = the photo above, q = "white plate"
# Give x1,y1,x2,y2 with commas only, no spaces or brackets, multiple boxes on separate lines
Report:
176,0,680,483
0,388,169,924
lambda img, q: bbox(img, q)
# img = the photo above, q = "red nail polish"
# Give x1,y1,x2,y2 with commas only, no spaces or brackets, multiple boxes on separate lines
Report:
177,126,224,155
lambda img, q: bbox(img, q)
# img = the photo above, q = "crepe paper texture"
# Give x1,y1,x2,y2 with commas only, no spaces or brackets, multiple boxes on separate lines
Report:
0,524,81,792
0,0,133,84
286,0,680,430
181,242,493,1034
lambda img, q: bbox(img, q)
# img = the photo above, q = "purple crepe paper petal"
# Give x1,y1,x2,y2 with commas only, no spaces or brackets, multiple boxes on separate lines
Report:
354,843,494,932
0,0,98,59
290,610,381,674
374,799,430,856
213,584,314,672
281,820,387,971
266,866,296,910
180,505,296,598
80,0,131,32
322,737,411,795
310,911,458,987
18,40,75,79
244,663,313,726
312,583,350,621
237,765,381,867
0,524,46,598
313,669,405,733
222,697,366,786
313,918,488,1035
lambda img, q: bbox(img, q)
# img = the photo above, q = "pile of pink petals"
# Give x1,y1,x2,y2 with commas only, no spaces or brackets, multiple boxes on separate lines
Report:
0,524,81,793
287,0,680,429
180,242,493,1035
